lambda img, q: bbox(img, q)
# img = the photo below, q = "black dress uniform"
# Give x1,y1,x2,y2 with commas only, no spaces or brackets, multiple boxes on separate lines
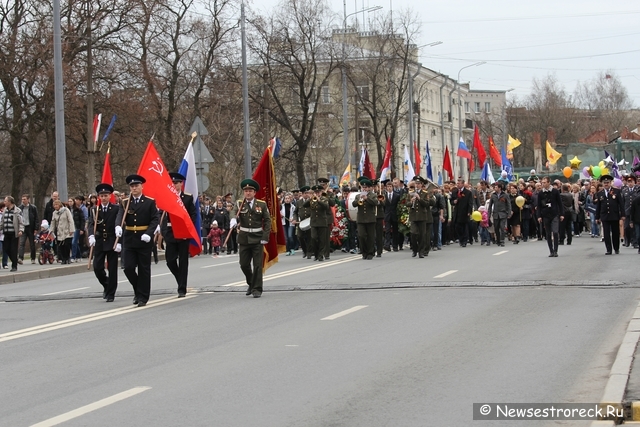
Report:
595,175,625,255
161,172,197,297
318,178,335,259
88,184,119,302
237,179,272,297
116,174,159,306
303,186,330,261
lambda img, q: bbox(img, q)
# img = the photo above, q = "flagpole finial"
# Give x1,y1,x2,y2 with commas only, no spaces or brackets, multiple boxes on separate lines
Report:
107,141,111,154
150,133,156,142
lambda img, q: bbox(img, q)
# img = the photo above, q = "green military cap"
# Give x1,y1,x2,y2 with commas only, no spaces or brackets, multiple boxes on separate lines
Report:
360,178,372,187
412,175,425,183
240,178,260,191
291,189,300,193
317,177,330,184
357,176,369,184
311,185,323,191
300,185,311,192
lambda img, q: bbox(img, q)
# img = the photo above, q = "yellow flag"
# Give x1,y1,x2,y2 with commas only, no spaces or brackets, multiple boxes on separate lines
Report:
507,135,521,149
546,141,562,165
340,163,351,186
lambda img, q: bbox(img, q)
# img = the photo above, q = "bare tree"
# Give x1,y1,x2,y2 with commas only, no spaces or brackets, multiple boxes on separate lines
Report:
244,0,339,187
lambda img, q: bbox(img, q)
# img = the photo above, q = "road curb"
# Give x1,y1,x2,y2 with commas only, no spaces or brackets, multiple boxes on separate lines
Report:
0,253,166,285
591,299,640,426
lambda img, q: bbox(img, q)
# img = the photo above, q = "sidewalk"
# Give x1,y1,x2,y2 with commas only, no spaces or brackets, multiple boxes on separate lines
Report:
0,253,166,285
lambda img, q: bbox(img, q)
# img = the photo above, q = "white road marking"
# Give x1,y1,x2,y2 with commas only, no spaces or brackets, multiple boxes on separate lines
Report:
41,287,90,296
322,305,368,320
285,345,299,347
493,250,509,256
118,272,171,284
201,261,237,269
30,386,151,427
0,295,194,343
224,255,360,287
433,270,458,278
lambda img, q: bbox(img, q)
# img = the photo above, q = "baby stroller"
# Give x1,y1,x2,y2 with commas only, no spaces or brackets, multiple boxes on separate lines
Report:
37,231,56,265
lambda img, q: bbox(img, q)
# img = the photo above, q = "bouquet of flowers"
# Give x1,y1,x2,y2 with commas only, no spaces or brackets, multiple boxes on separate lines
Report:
330,205,349,248
397,192,411,236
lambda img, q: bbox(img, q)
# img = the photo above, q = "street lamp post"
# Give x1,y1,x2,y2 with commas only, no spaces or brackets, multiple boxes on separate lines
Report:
341,3,382,175
454,61,485,177
502,88,515,151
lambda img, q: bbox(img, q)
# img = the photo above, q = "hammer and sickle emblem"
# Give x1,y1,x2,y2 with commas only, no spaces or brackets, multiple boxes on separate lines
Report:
149,158,164,175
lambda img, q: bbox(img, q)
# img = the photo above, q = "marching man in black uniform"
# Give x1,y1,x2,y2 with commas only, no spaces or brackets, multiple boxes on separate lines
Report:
115,174,159,307
596,174,625,255
88,183,119,302
160,172,197,297
237,179,271,298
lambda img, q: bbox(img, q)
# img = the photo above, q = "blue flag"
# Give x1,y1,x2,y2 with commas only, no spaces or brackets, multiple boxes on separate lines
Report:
437,171,443,186
501,148,513,181
480,161,495,184
102,115,117,141
425,141,433,181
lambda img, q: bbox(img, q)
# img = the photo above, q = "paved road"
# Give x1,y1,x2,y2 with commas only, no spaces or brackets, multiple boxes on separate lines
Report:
1,237,638,426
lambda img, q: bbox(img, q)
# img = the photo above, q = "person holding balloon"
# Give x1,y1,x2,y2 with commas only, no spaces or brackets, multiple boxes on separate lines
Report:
537,176,565,258
508,184,522,244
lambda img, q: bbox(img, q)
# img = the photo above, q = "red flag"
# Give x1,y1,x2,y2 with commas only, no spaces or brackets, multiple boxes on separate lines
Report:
469,157,475,172
413,141,421,175
473,125,486,166
253,147,286,271
137,141,200,247
489,136,502,166
101,147,116,203
443,146,453,180
379,138,392,180
364,150,376,179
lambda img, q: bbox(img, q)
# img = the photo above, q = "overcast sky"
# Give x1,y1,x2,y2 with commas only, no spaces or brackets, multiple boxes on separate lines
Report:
255,0,640,108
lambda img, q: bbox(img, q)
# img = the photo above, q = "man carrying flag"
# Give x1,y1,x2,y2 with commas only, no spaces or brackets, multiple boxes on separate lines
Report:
115,174,159,307
160,172,197,298
237,178,271,298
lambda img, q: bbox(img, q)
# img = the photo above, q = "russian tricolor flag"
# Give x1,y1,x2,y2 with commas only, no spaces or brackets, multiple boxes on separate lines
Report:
178,143,203,257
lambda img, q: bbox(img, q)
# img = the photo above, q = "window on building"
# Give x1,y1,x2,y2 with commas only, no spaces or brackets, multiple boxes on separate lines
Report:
474,102,481,113
321,86,330,104
465,102,469,113
485,102,491,113
357,85,369,103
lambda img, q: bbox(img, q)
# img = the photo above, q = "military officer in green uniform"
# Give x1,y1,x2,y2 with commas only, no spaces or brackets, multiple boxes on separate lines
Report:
237,179,271,298
317,178,335,259
295,185,312,258
408,176,435,258
303,185,330,261
352,177,378,260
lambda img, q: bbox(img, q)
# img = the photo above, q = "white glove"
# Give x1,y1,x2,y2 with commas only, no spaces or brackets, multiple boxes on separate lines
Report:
154,225,160,235
115,226,122,237
88,235,95,247
115,243,122,253
141,234,151,243
260,240,268,245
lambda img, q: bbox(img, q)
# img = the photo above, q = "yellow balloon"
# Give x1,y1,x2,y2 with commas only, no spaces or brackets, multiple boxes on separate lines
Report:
601,167,609,176
599,161,605,168
471,211,482,222
515,196,525,208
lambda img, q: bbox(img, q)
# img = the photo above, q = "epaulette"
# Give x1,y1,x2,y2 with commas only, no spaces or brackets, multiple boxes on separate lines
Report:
144,196,155,200
183,192,192,197
256,198,265,203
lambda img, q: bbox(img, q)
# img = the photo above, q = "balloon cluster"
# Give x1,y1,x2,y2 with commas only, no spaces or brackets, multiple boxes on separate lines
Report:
582,160,610,179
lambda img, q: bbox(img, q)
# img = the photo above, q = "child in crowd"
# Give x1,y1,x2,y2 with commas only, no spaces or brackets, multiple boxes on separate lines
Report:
207,220,224,257
478,206,491,246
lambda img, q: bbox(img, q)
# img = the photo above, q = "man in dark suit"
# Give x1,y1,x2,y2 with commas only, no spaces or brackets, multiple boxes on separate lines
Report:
596,174,625,255
88,183,119,302
373,179,385,257
451,178,473,247
488,182,511,247
382,180,400,251
237,178,271,297
115,174,159,307
536,176,564,257
160,172,197,297
200,197,214,254
392,178,406,249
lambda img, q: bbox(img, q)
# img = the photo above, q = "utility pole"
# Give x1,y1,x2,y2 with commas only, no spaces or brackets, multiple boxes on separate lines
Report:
241,0,251,178
53,0,68,201
86,0,95,191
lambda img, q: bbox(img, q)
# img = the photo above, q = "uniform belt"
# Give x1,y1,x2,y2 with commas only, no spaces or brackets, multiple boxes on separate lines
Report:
125,225,149,231
166,222,171,227
239,227,262,233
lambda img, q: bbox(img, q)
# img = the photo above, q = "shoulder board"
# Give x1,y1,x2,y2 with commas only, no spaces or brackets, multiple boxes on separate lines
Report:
256,199,266,203
144,196,155,200
183,192,192,197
